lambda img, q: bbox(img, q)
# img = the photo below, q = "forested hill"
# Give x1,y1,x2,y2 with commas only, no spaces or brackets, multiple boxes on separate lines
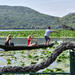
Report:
0,5,75,29
61,13,75,28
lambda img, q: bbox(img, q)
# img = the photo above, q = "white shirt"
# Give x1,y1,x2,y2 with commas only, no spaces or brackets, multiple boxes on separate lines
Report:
44,29,53,37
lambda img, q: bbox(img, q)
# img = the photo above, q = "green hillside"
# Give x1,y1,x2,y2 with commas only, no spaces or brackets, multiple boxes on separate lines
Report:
0,5,61,29
0,5,75,29
61,13,75,28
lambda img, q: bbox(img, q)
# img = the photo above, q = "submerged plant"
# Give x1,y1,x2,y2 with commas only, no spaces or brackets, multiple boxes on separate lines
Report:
7,58,11,64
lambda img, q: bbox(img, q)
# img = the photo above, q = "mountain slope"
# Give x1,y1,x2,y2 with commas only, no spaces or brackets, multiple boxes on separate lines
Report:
0,5,61,29
61,13,75,28
0,5,75,29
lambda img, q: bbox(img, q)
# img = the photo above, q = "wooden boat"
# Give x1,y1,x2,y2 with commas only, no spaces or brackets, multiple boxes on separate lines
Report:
0,43,54,51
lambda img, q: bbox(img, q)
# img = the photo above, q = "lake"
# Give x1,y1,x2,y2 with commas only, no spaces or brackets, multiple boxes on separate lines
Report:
0,38,75,45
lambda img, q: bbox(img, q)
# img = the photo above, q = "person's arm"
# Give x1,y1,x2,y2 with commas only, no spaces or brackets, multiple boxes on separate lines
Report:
31,36,38,43
32,38,37,42
53,31,57,32
50,30,57,33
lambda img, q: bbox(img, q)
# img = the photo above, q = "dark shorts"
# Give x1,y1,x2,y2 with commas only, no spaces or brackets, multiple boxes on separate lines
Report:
5,42,9,46
5,42,14,46
45,36,50,42
10,42,14,46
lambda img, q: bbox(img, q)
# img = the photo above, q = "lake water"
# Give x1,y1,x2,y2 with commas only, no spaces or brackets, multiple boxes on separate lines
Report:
0,38,75,45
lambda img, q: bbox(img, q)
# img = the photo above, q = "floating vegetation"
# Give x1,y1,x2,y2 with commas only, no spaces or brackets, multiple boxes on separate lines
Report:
0,30,75,38
28,54,33,59
43,68,54,72
54,41,59,45
31,61,37,64
21,51,25,54
55,68,64,72
33,55,39,59
21,61,25,66
56,50,70,63
7,58,11,64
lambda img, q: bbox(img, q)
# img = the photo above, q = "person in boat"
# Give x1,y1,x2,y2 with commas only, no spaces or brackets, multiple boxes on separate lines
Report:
44,26,56,45
27,35,38,46
5,34,14,46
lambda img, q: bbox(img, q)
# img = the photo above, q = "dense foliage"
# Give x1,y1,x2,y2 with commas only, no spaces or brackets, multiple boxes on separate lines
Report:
0,6,75,29
0,5,61,29
0,30,75,38
61,13,75,28
1,5,75,29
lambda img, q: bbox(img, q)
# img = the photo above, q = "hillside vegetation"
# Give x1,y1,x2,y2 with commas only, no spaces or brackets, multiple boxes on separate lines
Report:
61,13,75,28
0,5,75,29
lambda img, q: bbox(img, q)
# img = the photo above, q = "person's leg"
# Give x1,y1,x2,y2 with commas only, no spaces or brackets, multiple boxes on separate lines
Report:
33,39,38,46
45,36,49,45
44,36,47,45
29,44,34,46
48,37,50,45
35,41,38,45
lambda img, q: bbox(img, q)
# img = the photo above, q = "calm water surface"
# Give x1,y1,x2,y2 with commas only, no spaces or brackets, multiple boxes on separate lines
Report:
0,38,75,45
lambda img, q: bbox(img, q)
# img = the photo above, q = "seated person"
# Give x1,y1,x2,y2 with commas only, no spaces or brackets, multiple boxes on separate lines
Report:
27,35,38,46
5,34,14,46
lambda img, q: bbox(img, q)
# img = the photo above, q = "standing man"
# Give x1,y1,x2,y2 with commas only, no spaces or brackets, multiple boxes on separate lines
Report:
44,27,56,45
